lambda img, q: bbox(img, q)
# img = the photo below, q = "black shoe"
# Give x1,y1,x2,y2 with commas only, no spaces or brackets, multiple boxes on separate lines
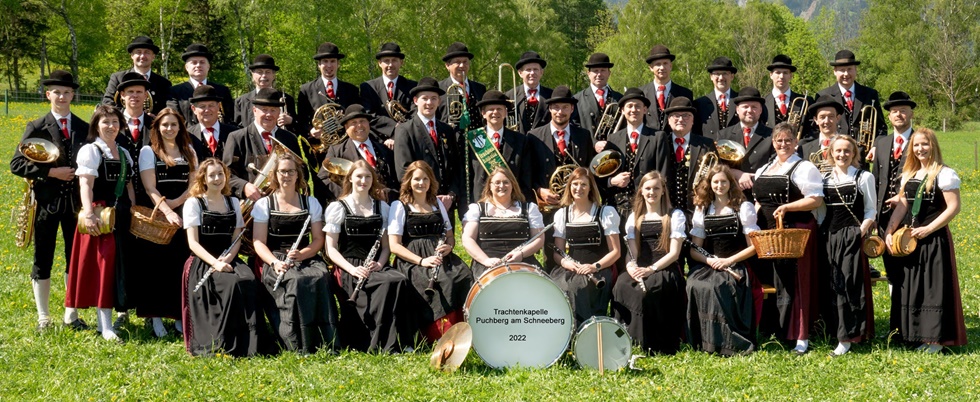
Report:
869,268,882,279
64,318,89,331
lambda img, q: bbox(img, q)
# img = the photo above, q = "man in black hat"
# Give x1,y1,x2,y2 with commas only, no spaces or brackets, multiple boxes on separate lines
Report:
102,35,172,115
657,96,717,219
572,53,623,147
169,43,235,126
437,42,488,130
762,55,813,133
797,95,845,167
873,91,916,295
600,88,671,217
115,72,155,162
297,42,361,140
359,42,417,148
527,85,596,268
189,85,238,160
393,77,462,212
715,87,774,200
234,54,297,132
10,70,89,330
640,45,693,131
504,51,553,134
320,105,399,202
465,90,533,203
694,56,740,138
816,50,886,158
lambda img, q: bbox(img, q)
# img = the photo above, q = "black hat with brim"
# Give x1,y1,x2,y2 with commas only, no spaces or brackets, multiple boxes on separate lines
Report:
127,36,160,53
313,42,346,60
829,50,860,66
766,54,797,72
619,87,650,108
808,96,846,116
645,45,676,64
515,51,547,70
375,42,406,59
475,90,512,109
545,85,578,105
584,53,614,69
442,42,474,62
41,70,79,89
706,56,737,73
882,91,917,110
252,88,285,107
339,104,373,126
663,97,697,115
409,77,445,97
189,85,223,103
732,87,765,105
117,72,152,92
248,54,280,71
181,43,213,61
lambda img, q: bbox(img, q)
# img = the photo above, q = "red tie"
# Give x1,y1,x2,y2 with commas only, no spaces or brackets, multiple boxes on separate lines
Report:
261,131,272,153
131,118,140,142
718,94,727,113
360,143,377,167
596,89,605,109
657,85,666,110
743,127,751,147
206,127,217,155
492,132,501,149
428,121,438,144
822,138,831,148
779,93,787,115
844,90,853,111
386,81,394,101
327,80,335,99
674,137,685,163
59,118,70,140
894,137,904,160
556,130,567,156
630,131,639,153
527,89,538,107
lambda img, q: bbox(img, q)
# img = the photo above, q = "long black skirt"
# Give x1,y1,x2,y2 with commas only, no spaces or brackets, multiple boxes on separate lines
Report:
395,238,473,332
260,257,338,354
611,265,686,354
334,260,417,353
135,229,190,319
822,226,874,342
686,263,755,355
550,267,614,327
182,256,259,357
896,227,967,346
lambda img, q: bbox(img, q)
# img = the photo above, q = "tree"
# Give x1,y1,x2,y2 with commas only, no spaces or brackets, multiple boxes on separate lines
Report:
0,0,49,92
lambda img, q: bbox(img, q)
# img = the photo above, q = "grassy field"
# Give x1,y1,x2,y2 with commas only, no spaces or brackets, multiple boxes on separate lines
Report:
2,101,980,400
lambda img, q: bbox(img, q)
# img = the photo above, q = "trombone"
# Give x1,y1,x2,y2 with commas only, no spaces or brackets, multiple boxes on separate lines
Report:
498,63,521,132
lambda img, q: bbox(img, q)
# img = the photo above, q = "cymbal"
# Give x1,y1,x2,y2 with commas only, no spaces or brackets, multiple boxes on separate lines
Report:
429,322,472,372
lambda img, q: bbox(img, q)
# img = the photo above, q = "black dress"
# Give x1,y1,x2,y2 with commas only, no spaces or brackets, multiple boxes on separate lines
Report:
686,209,756,355
550,205,615,327
468,202,541,278
331,200,415,352
894,171,967,345
611,212,686,354
135,152,191,319
260,195,337,353
821,170,874,342
182,196,258,357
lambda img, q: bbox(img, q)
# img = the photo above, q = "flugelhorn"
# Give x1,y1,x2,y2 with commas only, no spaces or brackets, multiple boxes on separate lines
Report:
446,83,467,128
858,101,878,159
787,93,809,140
385,100,409,123
498,63,521,132
692,151,719,190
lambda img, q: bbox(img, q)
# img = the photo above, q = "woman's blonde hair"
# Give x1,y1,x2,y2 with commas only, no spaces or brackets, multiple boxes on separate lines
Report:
824,135,860,169
478,166,526,204
559,167,601,206
901,128,944,192
340,159,385,201
189,157,231,197
266,153,308,194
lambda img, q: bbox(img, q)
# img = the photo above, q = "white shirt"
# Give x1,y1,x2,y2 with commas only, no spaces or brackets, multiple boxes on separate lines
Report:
250,195,323,224
838,84,856,98
550,123,571,144
590,84,609,103
200,122,220,143
755,154,824,197
76,137,134,177
771,88,793,106
138,145,188,172
189,77,208,88
386,201,452,235
552,204,620,239
816,166,877,224
524,84,541,101
321,77,338,93
123,112,145,131
739,122,759,137
451,78,471,95
462,202,545,229
52,110,71,132
183,196,245,229
352,139,376,161
671,133,691,153
624,209,687,240
690,201,760,239
714,89,732,106
323,197,390,234
133,68,151,80
252,122,277,150
417,114,437,129
656,81,672,97
626,124,643,146
893,127,912,154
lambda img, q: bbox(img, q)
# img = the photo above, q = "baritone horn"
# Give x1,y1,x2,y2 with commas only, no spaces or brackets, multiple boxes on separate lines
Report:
498,63,521,131
446,83,467,128
12,138,62,249
787,93,809,140
322,157,353,185
592,102,623,142
589,150,622,178
858,101,878,158
715,139,746,165
385,100,409,123
692,151,719,190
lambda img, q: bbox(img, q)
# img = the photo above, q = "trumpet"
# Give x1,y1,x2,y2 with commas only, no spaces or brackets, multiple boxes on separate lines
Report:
424,237,447,297
858,101,878,158
498,63,521,132
446,83,467,128
592,102,623,142
384,100,409,123
692,151,719,191
311,101,346,153
787,93,809,140
549,245,605,288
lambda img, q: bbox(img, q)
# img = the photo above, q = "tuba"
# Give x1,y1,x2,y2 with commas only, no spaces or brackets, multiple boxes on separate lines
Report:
310,101,346,153
498,63,521,132
446,83,467,128
12,138,62,248
692,151,719,190
592,102,623,142
788,94,809,140
858,101,878,159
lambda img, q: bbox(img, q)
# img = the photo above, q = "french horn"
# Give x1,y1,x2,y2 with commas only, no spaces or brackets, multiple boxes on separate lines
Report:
311,101,346,153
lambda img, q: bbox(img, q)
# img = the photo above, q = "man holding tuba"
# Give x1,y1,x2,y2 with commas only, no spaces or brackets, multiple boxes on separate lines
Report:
297,42,361,141
694,57,740,138
572,53,622,150
640,45,694,132
10,70,89,331
714,87,774,201
320,105,399,202
466,90,534,204
505,51,553,134
102,36,171,115
815,50,886,161
762,55,813,135
437,42,488,131
234,54,297,132
168,43,236,127
359,42,417,149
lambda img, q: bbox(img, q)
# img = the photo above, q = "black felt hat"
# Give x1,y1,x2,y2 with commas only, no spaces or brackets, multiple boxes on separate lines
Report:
663,97,697,115
181,43,213,61
584,53,614,69
882,91,917,110
808,95,846,116
732,87,765,105
41,70,79,89
339,104,373,126
409,77,445,97
829,50,860,67
248,54,280,71
476,90,512,109
117,72,151,92
515,51,547,70
127,36,160,53
252,88,285,107
375,42,405,59
645,45,676,64
706,56,737,73
313,42,346,60
442,42,475,62
619,87,650,108
545,85,578,105
189,85,223,103
766,54,797,72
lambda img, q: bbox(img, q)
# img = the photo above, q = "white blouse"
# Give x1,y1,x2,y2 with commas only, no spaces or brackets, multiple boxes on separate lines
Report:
250,195,323,224
690,201,760,239
754,154,824,198
386,200,452,235
182,197,245,229
816,166,877,223
138,145,189,172
76,137,134,177
624,209,687,240
461,201,545,229
552,204,620,239
323,198,391,234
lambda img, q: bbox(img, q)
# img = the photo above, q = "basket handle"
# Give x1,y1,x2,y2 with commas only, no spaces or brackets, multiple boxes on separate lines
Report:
776,214,784,230
150,197,168,219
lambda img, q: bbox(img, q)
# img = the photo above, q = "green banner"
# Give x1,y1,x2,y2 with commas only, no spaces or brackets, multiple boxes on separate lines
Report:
466,128,509,175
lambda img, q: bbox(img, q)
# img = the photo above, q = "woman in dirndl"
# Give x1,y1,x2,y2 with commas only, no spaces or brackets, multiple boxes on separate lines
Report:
324,160,415,352
550,167,621,327
182,158,258,357
820,135,876,356
252,153,337,354
65,105,136,343
687,165,760,355
135,107,197,337
388,160,473,343
884,128,966,353
610,171,686,354
462,166,545,278
753,122,824,355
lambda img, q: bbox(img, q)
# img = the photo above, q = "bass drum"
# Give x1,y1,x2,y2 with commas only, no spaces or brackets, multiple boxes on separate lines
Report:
464,263,573,369
572,316,632,371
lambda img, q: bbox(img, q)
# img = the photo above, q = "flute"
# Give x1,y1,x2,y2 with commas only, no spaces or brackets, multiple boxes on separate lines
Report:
272,215,312,291
193,229,248,293
684,238,743,281
347,229,386,302
424,236,447,297
487,222,554,269
625,245,647,293
549,244,606,289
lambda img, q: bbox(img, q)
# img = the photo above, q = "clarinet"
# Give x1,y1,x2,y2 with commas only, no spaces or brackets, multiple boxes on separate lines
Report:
625,245,647,293
487,222,555,269
684,238,743,281
193,229,248,293
549,244,606,289
272,215,312,291
347,229,385,302
424,237,447,297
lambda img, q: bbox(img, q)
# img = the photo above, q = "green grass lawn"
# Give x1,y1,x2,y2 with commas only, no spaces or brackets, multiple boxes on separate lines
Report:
2,101,980,400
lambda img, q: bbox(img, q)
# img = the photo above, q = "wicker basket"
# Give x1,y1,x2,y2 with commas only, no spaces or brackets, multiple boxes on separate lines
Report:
749,215,811,259
130,198,179,245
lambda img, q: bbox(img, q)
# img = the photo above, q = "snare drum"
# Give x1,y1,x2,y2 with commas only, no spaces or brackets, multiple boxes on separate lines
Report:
572,316,631,371
464,263,573,369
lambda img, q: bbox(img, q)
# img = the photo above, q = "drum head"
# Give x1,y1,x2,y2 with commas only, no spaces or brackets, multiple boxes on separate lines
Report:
573,316,632,371
466,264,573,369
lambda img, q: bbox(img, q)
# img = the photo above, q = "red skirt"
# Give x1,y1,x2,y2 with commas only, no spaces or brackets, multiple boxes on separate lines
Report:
65,229,117,309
